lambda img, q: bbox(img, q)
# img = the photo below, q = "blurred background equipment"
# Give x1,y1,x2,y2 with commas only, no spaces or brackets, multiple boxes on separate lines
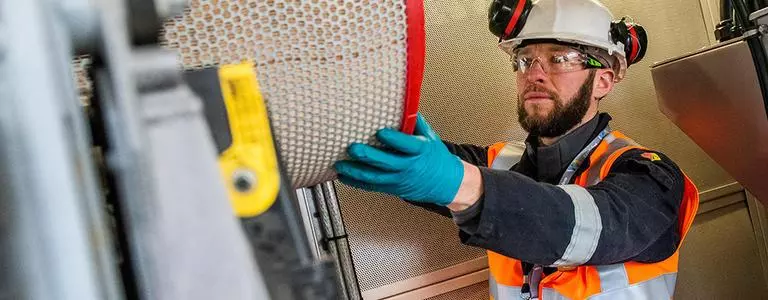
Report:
0,0,272,298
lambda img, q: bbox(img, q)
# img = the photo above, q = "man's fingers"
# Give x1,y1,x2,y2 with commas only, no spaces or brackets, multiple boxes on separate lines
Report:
334,161,405,185
376,128,426,155
347,143,409,171
414,113,440,141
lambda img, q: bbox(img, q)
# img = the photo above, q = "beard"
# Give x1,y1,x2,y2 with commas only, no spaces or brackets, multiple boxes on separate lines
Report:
517,71,595,138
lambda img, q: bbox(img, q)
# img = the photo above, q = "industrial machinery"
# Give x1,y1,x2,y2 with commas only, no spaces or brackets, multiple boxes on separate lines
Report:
4,0,768,299
0,0,425,299
0,0,424,299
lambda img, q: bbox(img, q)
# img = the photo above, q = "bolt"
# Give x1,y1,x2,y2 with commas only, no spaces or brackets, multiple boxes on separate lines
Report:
233,169,257,193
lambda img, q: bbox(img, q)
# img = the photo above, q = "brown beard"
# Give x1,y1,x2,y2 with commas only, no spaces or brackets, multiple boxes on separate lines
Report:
517,71,595,138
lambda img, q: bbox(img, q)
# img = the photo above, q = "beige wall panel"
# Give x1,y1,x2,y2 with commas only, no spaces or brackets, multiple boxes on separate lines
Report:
677,200,768,298
425,281,488,300
339,0,737,295
700,0,721,44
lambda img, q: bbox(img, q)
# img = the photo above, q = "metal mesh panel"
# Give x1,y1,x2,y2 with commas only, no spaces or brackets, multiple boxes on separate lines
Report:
162,0,410,188
337,192,485,292
425,281,489,300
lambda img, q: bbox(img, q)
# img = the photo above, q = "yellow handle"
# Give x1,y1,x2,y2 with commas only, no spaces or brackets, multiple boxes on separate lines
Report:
218,62,279,217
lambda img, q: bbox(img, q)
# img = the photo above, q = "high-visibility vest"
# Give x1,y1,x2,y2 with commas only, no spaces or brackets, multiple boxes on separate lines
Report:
485,130,699,300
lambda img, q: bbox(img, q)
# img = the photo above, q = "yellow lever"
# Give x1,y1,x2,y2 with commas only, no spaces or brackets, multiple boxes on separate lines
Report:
217,62,280,217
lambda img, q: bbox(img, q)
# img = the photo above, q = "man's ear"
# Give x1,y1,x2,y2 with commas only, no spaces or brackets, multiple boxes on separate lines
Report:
592,69,615,100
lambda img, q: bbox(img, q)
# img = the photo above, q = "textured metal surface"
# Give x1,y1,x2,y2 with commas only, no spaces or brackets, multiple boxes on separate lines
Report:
676,197,768,299
652,38,768,202
337,193,485,293
425,281,489,300
161,0,409,188
337,0,737,296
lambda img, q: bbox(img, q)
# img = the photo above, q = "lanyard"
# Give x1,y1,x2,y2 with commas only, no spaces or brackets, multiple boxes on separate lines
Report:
520,127,612,299
558,127,612,187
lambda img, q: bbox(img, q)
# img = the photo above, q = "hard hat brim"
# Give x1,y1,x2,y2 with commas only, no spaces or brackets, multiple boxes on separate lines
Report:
498,32,625,58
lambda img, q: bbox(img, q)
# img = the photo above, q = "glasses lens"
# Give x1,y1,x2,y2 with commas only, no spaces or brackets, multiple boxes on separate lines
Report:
512,47,590,74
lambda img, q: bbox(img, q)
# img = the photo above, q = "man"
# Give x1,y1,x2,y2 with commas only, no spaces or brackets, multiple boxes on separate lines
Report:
334,0,699,299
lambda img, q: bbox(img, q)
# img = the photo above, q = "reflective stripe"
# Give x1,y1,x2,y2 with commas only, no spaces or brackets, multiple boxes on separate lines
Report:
596,264,629,292
552,185,602,266
541,288,570,300
588,273,677,300
490,142,526,170
584,134,639,186
488,275,523,299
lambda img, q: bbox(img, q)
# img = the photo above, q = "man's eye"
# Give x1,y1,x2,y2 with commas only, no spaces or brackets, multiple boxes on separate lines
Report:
552,55,568,63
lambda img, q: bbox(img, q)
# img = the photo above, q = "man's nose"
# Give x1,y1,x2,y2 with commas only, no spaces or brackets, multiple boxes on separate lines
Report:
525,60,548,84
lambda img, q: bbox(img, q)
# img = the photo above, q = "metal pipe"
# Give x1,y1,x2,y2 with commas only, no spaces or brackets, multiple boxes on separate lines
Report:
722,0,733,21
733,0,753,29
748,0,759,14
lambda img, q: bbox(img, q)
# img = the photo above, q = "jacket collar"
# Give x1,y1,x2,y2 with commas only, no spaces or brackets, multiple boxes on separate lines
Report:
522,113,612,183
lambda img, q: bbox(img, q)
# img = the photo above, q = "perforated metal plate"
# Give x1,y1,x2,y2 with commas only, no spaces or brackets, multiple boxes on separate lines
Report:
162,0,420,188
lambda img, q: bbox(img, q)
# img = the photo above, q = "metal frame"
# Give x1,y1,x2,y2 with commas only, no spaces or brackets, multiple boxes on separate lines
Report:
0,0,121,299
362,257,488,300
746,190,768,288
296,182,363,300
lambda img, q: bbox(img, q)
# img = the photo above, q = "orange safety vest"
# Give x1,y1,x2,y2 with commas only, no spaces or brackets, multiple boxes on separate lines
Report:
485,130,699,300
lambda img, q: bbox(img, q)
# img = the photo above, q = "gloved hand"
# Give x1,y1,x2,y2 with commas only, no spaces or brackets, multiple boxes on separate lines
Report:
334,113,464,206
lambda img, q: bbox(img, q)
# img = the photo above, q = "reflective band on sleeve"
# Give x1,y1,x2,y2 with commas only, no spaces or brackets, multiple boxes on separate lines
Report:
552,185,603,266
490,142,526,171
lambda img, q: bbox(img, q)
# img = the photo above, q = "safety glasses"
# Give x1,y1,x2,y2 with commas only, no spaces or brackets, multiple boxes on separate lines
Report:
511,46,605,74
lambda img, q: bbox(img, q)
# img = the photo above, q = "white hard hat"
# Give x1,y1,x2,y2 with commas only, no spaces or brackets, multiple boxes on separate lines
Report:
498,0,628,81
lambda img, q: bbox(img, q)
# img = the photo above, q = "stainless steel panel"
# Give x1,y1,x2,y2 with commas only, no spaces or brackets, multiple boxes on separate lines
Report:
651,38,768,201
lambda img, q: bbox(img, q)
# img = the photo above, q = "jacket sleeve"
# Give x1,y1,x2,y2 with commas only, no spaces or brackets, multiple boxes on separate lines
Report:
401,141,489,218
443,141,489,167
458,149,685,265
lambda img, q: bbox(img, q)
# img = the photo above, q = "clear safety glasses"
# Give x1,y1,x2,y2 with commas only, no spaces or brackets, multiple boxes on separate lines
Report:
511,47,605,74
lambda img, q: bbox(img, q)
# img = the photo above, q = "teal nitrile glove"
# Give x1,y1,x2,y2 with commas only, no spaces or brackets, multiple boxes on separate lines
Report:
334,113,464,206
